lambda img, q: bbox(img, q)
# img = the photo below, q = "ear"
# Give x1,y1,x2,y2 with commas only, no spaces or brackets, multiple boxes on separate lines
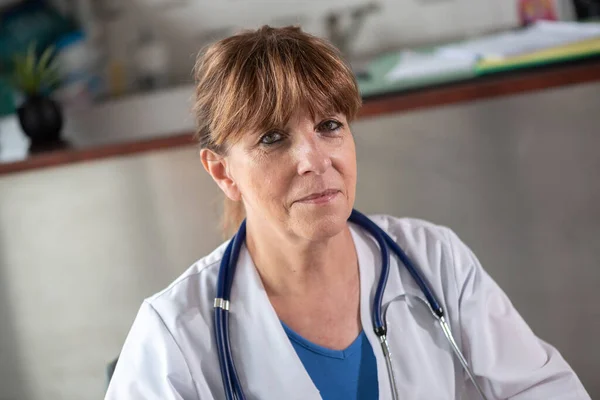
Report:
200,149,242,201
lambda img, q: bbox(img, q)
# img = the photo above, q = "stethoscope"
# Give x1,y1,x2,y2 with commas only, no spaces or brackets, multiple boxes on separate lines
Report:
213,209,489,400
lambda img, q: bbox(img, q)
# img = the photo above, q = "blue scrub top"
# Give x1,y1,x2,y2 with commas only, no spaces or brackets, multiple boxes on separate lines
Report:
282,322,379,399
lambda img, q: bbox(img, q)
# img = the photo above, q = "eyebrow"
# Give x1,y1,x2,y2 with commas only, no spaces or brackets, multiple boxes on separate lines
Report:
247,112,345,138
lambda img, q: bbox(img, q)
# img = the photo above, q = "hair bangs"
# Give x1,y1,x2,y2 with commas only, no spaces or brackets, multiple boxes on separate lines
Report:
204,27,361,149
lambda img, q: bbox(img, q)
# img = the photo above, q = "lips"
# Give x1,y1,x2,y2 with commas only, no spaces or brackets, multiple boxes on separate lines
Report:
296,189,340,203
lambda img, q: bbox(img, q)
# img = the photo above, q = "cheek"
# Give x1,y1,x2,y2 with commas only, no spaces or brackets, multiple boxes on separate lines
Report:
236,154,291,205
338,137,357,188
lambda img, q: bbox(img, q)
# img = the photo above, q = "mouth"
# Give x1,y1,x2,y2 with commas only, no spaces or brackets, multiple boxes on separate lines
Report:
295,189,340,205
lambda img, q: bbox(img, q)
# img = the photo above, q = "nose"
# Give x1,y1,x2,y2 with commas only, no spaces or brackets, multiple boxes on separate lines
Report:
295,134,332,176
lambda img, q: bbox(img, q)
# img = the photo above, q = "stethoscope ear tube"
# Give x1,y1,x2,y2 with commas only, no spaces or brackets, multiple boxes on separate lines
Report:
214,307,235,400
223,311,246,400
225,223,247,400
214,240,236,400
214,226,248,400
226,222,247,298
349,210,390,334
349,210,444,319
381,232,444,319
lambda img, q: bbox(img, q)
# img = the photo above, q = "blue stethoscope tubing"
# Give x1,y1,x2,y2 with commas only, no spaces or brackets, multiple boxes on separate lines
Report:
213,209,488,400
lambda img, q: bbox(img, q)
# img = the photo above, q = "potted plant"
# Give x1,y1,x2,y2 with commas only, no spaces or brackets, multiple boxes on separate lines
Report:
11,43,64,151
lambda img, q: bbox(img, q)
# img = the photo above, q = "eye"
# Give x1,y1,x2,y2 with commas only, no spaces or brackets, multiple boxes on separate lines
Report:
318,119,343,133
259,131,283,145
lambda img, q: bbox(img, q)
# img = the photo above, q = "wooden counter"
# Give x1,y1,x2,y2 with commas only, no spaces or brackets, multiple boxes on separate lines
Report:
2,57,600,176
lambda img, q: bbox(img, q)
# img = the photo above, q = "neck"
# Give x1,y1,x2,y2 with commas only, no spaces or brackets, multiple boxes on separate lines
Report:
245,218,358,297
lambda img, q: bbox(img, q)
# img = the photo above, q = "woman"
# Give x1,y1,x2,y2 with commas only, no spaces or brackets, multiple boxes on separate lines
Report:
106,26,589,399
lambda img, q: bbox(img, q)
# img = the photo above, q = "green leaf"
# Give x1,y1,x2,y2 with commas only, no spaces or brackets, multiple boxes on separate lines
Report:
25,43,36,82
37,46,55,76
10,42,62,95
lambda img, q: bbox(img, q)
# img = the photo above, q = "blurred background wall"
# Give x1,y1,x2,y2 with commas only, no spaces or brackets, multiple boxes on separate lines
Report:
75,0,516,86
0,0,521,136
3,80,600,400
1,0,599,399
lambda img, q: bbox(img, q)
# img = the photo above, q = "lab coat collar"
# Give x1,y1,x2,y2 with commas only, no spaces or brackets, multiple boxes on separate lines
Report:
229,243,321,399
349,222,426,306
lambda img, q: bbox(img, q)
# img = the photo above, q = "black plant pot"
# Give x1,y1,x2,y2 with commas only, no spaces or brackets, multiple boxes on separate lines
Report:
17,95,65,152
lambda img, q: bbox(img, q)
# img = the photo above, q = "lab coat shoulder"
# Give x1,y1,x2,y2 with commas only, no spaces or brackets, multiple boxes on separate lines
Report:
105,241,229,399
442,227,590,399
146,239,227,325
368,213,459,300
368,213,451,260
370,214,590,399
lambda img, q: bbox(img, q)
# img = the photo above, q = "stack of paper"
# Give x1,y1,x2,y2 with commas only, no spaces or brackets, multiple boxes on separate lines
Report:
384,50,476,83
375,21,600,88
438,21,600,61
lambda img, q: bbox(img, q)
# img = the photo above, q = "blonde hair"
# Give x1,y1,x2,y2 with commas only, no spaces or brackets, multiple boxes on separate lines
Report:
193,25,362,236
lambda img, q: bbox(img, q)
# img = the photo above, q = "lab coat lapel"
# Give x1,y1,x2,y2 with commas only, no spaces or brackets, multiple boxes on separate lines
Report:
351,222,432,400
350,223,406,400
228,245,321,400
352,221,455,399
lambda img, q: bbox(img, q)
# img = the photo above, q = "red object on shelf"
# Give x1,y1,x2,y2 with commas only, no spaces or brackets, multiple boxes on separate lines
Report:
518,0,558,25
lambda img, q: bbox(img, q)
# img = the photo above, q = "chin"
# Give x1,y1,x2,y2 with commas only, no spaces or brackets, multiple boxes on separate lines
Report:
290,204,351,241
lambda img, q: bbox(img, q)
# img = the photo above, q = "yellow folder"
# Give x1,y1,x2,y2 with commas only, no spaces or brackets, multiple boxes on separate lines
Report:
477,38,600,74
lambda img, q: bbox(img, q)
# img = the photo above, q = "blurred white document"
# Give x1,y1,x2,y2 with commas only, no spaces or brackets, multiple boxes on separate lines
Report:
384,50,475,82
438,21,600,61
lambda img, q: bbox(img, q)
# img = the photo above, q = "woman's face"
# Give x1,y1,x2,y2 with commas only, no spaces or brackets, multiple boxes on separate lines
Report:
224,108,356,241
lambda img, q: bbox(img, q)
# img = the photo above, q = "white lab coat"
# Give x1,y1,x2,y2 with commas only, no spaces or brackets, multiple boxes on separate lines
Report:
105,215,590,399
